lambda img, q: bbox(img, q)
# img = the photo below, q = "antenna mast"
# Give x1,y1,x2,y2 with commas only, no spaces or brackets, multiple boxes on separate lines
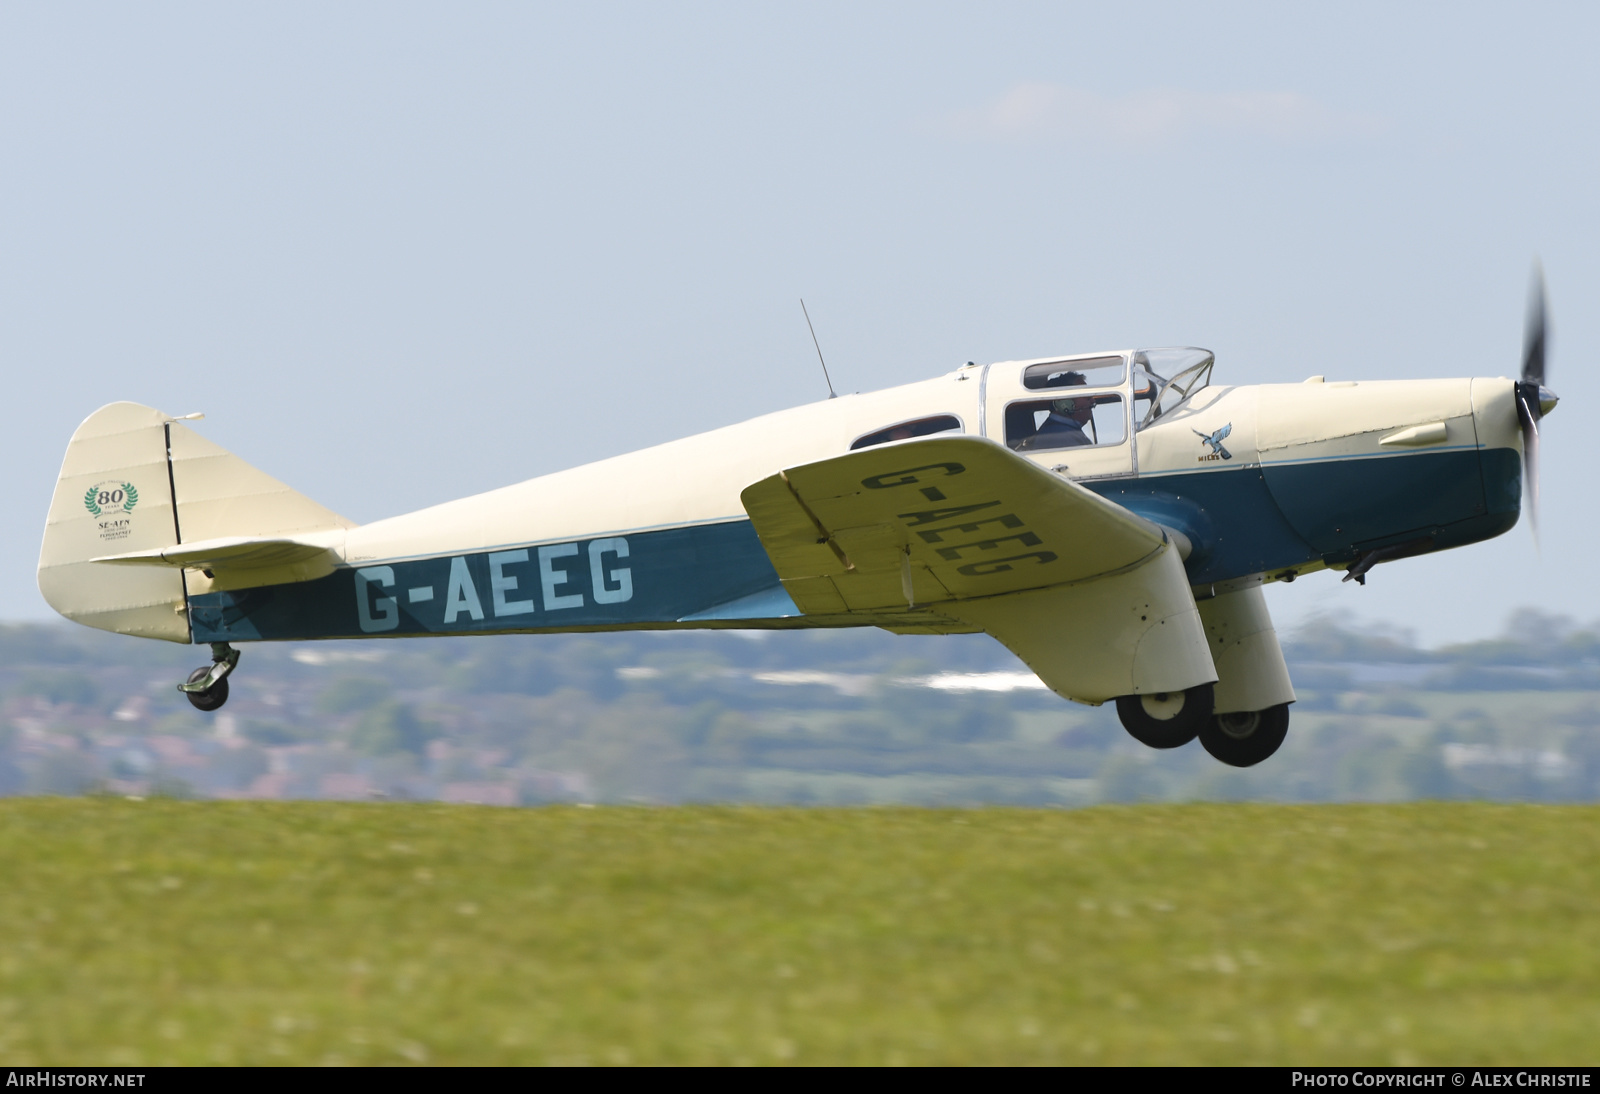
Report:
800,299,838,399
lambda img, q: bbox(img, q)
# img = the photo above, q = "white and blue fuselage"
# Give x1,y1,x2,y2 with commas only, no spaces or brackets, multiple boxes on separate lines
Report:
171,352,1522,644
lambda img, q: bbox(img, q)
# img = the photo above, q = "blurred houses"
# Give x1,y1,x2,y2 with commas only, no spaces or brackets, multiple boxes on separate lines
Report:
1,608,1598,806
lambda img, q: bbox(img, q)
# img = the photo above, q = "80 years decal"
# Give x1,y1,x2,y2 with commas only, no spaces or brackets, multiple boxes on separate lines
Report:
83,481,140,541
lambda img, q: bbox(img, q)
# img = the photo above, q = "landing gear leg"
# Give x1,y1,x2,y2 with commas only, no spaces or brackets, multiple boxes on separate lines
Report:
1199,704,1291,767
177,642,240,712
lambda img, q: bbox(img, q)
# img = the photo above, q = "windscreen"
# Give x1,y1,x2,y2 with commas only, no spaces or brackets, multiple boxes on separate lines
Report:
1132,348,1214,428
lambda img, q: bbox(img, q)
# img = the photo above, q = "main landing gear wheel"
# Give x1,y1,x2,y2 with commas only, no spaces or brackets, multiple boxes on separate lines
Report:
178,642,240,712
1199,704,1291,767
1115,684,1214,749
183,667,230,711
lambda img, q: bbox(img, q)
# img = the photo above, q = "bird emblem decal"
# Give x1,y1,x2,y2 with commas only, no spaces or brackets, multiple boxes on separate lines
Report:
1193,422,1233,461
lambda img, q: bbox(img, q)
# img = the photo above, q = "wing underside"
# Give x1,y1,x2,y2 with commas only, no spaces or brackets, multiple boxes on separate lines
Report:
739,436,1216,701
740,435,1168,614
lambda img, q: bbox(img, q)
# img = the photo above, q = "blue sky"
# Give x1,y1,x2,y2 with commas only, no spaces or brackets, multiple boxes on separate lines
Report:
2,2,1595,645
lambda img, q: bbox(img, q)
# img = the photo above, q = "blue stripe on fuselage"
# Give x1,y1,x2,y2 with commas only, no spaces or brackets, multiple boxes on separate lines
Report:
1091,445,1520,584
187,447,1522,643
188,519,788,643
1086,465,1317,585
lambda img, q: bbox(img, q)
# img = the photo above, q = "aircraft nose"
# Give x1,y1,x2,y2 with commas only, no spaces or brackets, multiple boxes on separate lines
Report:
1468,376,1524,524
1469,377,1524,453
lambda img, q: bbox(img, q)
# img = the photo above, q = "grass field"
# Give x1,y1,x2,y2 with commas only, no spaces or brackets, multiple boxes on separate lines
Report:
1,799,1597,1065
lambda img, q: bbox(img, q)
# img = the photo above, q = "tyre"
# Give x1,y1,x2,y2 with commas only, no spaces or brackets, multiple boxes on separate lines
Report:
1198,703,1290,767
1114,684,1214,749
184,667,230,712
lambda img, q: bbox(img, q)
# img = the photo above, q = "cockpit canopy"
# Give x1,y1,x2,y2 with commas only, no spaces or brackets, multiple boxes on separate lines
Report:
993,347,1215,455
1132,347,1214,429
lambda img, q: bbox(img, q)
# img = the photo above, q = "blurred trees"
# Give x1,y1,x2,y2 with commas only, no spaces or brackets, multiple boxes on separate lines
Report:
2,615,1600,805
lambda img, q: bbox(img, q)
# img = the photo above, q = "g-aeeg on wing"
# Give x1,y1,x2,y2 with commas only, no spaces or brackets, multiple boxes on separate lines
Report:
740,435,1168,615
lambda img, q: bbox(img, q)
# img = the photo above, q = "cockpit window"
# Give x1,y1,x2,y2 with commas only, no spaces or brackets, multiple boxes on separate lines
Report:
1005,393,1127,452
851,414,963,451
1132,347,1214,429
1023,356,1124,390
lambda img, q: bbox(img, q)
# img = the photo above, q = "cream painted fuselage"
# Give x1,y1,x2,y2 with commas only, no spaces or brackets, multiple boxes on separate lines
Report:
179,358,1522,644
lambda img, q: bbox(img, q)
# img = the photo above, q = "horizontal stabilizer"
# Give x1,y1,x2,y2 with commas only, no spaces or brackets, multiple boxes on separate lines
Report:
92,533,344,587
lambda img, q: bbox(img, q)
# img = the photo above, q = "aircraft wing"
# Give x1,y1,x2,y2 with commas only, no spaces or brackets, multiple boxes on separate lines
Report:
91,533,344,591
740,435,1168,614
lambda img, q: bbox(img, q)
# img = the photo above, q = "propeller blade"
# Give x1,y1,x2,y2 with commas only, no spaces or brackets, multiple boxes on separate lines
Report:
1522,262,1547,387
1515,261,1551,542
1517,385,1541,539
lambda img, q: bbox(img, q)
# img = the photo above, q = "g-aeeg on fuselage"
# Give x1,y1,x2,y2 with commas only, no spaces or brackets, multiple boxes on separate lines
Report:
38,347,1527,731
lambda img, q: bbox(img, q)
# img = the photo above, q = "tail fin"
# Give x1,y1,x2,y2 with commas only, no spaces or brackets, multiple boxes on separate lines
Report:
38,403,354,643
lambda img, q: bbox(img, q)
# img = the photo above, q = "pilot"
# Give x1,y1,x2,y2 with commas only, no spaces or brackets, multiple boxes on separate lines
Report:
1018,373,1095,449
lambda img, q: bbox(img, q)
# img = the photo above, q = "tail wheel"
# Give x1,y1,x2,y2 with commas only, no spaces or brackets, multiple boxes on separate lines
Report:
1199,703,1290,767
184,667,230,712
1115,683,1214,749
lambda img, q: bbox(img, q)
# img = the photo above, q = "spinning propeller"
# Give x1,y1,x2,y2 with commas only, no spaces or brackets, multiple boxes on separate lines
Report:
1514,263,1558,537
